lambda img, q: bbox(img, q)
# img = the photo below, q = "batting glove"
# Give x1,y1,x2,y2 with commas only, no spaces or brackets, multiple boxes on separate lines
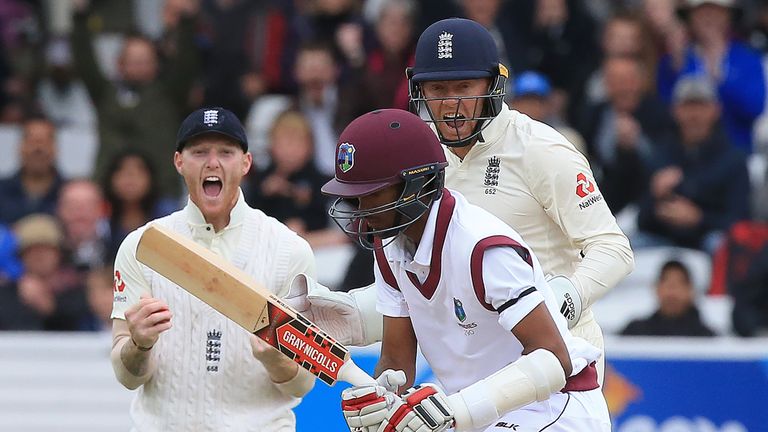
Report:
547,275,583,329
342,385,398,432
380,384,455,432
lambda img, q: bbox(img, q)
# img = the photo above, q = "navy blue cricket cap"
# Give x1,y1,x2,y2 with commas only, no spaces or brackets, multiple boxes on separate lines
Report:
410,18,500,82
176,107,248,152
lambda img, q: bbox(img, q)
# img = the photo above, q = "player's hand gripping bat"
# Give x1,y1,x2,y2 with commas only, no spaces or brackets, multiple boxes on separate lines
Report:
136,224,375,387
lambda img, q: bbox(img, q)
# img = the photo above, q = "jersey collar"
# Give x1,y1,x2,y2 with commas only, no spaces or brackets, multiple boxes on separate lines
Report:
438,104,510,164
403,189,456,299
184,188,247,233
474,103,509,149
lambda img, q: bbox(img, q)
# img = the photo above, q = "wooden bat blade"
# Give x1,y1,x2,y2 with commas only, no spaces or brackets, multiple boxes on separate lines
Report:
135,224,374,386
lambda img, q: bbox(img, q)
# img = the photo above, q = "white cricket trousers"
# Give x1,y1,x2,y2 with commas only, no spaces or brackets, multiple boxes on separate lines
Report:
484,389,610,432
450,389,611,432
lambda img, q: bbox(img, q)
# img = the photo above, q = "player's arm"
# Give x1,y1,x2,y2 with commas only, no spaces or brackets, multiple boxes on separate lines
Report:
341,267,416,431
526,138,634,319
110,230,171,390
441,245,570,431
375,315,418,391
70,0,108,102
255,234,317,398
351,246,573,432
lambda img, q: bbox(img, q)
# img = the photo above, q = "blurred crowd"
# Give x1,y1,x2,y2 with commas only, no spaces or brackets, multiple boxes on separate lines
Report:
0,0,767,336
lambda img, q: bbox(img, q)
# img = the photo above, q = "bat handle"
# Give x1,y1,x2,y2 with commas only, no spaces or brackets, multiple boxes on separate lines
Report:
337,358,376,386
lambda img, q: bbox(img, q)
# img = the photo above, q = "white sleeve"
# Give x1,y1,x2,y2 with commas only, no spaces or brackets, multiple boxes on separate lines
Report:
276,234,317,297
111,229,151,320
480,246,545,332
524,139,634,308
373,259,408,318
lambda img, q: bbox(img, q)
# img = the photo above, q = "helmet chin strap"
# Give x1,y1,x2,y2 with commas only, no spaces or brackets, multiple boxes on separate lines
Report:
440,123,486,149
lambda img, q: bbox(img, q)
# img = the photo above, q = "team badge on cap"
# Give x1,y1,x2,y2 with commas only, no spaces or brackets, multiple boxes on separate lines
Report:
203,109,219,126
437,31,453,59
337,142,356,173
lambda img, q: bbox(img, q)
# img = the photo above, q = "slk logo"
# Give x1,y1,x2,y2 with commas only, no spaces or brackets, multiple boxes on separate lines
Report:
576,172,595,198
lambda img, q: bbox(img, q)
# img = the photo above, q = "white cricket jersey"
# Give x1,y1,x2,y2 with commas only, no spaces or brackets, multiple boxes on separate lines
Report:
442,105,634,351
375,190,600,395
112,191,316,431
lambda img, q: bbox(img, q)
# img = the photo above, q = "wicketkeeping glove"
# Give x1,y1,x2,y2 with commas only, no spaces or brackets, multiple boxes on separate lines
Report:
547,275,583,329
283,274,383,346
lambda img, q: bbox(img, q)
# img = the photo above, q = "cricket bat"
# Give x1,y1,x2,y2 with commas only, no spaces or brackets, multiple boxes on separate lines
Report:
135,223,375,387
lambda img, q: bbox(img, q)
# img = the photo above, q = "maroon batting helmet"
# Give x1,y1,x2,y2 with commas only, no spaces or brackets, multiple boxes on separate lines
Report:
322,109,448,249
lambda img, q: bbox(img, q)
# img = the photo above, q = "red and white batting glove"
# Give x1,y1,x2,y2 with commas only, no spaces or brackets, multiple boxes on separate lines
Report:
380,384,455,432
342,385,398,432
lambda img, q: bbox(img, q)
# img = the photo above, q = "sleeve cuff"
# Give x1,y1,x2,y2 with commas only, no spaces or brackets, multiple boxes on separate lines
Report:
497,292,544,332
376,303,409,318
273,366,316,398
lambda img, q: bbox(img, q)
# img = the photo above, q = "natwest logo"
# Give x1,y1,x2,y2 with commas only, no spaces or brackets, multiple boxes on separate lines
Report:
576,172,595,198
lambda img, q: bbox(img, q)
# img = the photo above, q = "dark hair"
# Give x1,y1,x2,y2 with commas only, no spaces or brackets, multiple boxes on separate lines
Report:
658,259,692,285
103,149,159,221
22,111,52,124
296,40,339,64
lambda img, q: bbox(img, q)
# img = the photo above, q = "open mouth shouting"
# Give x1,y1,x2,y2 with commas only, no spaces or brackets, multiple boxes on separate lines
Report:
443,112,467,130
203,176,223,198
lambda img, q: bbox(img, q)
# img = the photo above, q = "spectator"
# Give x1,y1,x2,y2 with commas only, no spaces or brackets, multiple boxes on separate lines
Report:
70,0,200,197
0,38,15,122
246,110,344,249
57,179,110,271
0,214,89,331
413,0,460,34
292,42,345,175
102,150,179,260
641,0,688,58
198,0,294,118
36,37,96,129
0,115,63,225
508,70,586,154
622,259,716,337
289,0,373,76
0,224,22,284
658,0,765,153
579,56,674,214
747,0,768,53
0,0,45,124
81,264,115,332
458,0,515,70
506,0,601,123
341,0,417,117
636,76,750,252
731,239,768,336
584,11,658,106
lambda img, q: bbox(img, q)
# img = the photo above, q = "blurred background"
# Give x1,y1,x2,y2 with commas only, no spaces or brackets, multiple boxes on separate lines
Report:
0,0,767,431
